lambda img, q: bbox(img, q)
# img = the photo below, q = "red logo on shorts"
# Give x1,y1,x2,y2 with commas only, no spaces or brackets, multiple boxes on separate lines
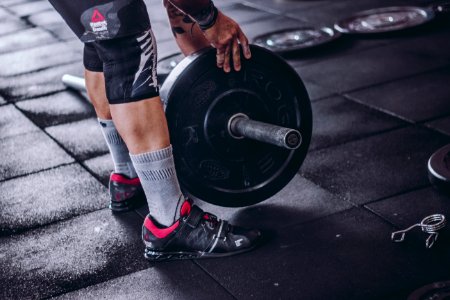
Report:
91,9,105,22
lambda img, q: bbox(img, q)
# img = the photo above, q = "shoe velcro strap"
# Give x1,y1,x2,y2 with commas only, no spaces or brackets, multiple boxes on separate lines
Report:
184,205,204,228
217,220,228,239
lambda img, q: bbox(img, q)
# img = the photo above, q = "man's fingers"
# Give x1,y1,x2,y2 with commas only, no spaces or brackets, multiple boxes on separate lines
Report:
238,29,251,59
223,45,231,73
216,48,225,68
232,39,241,71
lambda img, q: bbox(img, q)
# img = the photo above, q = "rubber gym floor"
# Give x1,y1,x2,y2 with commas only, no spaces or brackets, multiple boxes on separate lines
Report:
1,0,450,299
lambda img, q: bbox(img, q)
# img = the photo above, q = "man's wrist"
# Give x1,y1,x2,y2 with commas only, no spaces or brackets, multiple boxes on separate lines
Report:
191,0,218,31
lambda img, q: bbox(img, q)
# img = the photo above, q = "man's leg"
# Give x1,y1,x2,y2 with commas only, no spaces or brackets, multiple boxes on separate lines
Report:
96,28,260,260
84,69,111,120
109,96,262,260
83,43,144,211
109,98,185,226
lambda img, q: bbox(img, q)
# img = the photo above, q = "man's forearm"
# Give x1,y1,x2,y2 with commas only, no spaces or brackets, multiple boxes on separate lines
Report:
168,0,218,30
168,0,210,16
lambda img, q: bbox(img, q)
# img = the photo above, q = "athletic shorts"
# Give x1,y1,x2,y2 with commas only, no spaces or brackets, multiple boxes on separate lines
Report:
83,29,159,104
48,0,150,43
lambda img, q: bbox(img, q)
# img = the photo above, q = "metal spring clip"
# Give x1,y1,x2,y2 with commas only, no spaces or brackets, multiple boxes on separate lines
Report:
391,214,446,248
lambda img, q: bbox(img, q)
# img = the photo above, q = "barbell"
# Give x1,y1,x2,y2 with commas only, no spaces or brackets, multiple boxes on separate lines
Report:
62,45,312,207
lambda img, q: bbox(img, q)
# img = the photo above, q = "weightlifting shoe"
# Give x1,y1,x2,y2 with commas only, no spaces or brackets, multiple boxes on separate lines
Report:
142,200,262,261
109,173,146,213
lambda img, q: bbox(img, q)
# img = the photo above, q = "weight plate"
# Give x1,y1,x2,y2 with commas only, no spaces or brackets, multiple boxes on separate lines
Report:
408,280,450,300
428,144,450,193
157,52,184,83
335,6,435,34
161,45,312,207
252,27,341,54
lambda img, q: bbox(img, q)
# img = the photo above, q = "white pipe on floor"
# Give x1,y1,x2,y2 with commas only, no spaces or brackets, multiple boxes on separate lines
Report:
62,74,86,92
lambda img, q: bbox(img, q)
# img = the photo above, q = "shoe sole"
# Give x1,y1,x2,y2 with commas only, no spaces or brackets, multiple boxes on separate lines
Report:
144,245,257,262
109,195,146,213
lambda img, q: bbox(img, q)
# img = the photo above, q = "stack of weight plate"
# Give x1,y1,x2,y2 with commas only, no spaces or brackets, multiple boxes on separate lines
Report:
334,6,436,34
156,3,449,77
251,3,449,55
428,144,450,194
252,26,341,54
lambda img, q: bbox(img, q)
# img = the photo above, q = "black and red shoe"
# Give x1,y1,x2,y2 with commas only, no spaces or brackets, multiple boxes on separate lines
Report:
142,200,262,261
109,173,146,213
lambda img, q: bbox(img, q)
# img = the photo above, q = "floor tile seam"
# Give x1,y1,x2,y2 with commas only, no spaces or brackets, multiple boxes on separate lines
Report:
424,128,450,139
239,14,281,26
0,88,10,100
422,123,450,138
342,93,422,124
134,208,147,219
39,121,107,170
40,261,155,300
415,112,450,126
0,161,76,184
340,64,450,96
282,11,315,24
0,18,35,38
330,87,450,131
42,115,101,134
12,98,97,134
193,260,239,300
0,33,64,56
309,93,340,103
277,204,360,231
7,6,53,21
0,28,32,39
0,4,20,18
361,184,432,208
0,205,144,241
345,92,450,131
19,13,39,29
274,188,362,229
340,91,450,127
6,89,73,103
290,37,409,70
11,101,110,189
77,159,111,189
0,123,41,140
278,200,403,235
0,206,110,239
42,260,230,300
39,25,79,44
304,122,410,154
332,66,450,97
363,205,405,230
419,114,450,128
215,0,241,9
292,33,450,72
0,61,81,80
240,1,283,15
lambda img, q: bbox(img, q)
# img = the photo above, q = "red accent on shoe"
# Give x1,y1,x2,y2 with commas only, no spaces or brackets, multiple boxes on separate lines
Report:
180,200,191,216
144,217,179,239
111,173,140,186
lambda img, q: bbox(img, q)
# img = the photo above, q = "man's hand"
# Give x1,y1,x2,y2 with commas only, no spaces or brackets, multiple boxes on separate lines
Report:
202,11,251,73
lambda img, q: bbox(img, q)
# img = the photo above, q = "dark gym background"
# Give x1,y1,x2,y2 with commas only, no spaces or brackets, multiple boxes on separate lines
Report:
1,0,450,299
